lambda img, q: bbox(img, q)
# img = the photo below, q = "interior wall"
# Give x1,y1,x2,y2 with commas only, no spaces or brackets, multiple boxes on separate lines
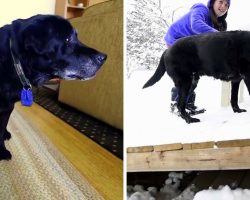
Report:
0,0,56,27
88,0,108,6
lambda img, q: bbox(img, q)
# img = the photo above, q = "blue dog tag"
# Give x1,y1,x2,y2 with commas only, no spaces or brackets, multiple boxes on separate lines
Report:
21,88,33,106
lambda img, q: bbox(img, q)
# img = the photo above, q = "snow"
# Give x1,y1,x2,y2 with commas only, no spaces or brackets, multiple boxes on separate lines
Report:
127,184,250,200
127,172,195,200
125,71,250,147
125,1,250,199
127,172,250,200
194,186,250,200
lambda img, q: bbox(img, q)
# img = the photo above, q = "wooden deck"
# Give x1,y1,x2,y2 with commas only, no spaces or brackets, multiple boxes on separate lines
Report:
127,140,250,172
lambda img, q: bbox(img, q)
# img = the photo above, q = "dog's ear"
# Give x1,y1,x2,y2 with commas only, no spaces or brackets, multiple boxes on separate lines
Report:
23,31,53,55
22,24,55,55
11,19,47,55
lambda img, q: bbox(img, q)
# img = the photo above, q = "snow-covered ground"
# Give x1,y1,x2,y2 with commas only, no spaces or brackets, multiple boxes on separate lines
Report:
125,71,250,147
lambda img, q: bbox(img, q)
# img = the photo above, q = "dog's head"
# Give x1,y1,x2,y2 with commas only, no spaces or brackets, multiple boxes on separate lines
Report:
11,15,107,86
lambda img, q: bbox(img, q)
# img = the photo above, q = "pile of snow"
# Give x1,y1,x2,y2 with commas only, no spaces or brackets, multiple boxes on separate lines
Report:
194,186,250,200
127,184,250,200
127,172,196,200
127,171,250,200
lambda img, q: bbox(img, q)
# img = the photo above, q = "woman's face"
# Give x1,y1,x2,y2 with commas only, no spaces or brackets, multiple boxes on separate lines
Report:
213,0,229,17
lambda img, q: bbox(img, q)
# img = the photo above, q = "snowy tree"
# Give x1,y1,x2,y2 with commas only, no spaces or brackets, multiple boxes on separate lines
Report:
126,0,188,78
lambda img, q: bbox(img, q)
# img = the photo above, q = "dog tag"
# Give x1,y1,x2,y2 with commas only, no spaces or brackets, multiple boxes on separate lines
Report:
21,88,33,106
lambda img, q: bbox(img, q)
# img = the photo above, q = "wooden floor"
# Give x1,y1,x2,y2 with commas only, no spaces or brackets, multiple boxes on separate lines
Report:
14,102,123,200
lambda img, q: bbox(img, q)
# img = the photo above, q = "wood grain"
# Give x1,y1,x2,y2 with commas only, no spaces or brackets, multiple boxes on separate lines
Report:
216,139,250,148
127,146,250,172
127,146,154,153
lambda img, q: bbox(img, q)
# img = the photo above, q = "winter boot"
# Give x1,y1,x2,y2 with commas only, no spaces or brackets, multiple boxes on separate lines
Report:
186,92,206,115
170,87,180,115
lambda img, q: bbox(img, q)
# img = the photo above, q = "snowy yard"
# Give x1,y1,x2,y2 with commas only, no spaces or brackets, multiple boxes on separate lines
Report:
125,70,250,147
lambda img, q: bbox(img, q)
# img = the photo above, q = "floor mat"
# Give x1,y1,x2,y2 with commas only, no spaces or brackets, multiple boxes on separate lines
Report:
33,87,123,159
2,108,104,200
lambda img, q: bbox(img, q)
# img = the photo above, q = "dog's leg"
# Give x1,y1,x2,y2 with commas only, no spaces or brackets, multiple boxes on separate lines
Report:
2,105,14,140
187,73,200,99
177,79,200,124
244,76,250,95
231,80,246,113
0,106,14,160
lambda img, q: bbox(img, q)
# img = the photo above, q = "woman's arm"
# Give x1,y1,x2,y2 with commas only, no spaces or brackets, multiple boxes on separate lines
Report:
190,5,218,34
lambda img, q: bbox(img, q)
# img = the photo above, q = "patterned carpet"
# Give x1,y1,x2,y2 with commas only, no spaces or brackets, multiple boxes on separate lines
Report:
33,87,123,159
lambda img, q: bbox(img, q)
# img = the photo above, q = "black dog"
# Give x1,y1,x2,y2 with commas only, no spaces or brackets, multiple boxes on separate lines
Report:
0,15,107,160
143,31,250,123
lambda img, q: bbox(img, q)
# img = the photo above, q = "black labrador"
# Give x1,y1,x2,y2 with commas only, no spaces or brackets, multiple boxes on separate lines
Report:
0,15,107,160
143,31,250,123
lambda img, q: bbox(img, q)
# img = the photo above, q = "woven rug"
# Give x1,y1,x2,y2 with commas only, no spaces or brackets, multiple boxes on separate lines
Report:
0,108,104,200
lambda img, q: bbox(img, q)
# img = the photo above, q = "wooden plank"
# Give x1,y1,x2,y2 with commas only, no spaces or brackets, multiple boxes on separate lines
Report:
183,143,192,150
211,170,245,189
154,143,182,152
216,139,250,148
191,141,215,149
127,146,250,172
127,146,154,153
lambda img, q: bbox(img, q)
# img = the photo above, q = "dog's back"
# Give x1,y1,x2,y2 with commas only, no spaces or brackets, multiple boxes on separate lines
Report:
144,31,250,88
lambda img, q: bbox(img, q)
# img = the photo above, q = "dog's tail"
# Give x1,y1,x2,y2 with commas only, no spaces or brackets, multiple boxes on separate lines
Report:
143,51,166,89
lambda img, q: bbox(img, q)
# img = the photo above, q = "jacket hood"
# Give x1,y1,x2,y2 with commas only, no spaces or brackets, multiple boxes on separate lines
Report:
207,0,230,8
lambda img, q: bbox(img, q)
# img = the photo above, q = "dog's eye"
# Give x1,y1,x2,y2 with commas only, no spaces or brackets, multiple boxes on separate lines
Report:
65,36,75,47
65,38,71,46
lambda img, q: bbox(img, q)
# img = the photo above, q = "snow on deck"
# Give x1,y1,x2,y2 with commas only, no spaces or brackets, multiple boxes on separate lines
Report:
125,71,250,147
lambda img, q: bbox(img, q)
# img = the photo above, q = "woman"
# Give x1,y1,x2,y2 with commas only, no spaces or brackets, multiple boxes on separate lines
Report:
165,0,230,115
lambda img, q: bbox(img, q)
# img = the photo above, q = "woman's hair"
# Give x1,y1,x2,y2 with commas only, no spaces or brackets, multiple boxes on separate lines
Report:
207,0,229,31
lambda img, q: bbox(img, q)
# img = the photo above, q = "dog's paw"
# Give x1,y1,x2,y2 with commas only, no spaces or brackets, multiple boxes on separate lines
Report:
186,117,200,124
3,130,11,140
0,148,12,160
233,107,247,113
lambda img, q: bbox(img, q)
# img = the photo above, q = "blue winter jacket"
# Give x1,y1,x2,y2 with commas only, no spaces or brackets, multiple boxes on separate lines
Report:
164,3,217,46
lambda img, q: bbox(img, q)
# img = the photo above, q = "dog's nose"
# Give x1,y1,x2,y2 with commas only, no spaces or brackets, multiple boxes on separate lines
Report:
95,53,107,65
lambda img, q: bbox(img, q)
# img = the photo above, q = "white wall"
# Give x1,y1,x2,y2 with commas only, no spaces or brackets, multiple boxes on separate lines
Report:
0,0,56,27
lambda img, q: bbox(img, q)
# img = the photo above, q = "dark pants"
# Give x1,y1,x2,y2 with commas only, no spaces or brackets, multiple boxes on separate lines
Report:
171,73,199,105
171,87,196,105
